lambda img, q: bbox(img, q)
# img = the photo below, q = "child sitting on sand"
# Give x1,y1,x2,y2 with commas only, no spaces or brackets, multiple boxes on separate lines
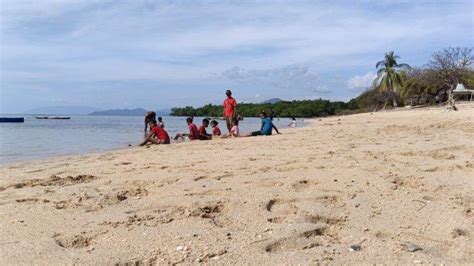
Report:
210,120,221,136
174,117,200,141
139,120,170,145
198,118,212,140
288,117,297,128
222,119,240,138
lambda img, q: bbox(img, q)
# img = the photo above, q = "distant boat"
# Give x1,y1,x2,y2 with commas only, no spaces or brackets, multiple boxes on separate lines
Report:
50,116,71,120
0,117,24,123
35,116,71,120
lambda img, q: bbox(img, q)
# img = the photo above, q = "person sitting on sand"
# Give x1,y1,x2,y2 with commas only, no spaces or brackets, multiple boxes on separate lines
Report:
222,118,240,138
198,118,212,140
288,117,297,128
157,117,165,128
144,111,156,132
174,117,200,141
244,111,281,136
210,120,221,136
139,120,170,146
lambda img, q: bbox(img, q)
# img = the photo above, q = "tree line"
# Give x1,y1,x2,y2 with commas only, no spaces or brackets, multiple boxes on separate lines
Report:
171,46,473,118
170,99,360,118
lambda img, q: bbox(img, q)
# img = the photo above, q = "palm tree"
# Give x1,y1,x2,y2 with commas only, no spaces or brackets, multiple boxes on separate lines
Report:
374,51,411,107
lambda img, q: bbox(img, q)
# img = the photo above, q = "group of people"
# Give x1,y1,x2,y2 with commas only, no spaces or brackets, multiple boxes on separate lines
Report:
139,90,287,146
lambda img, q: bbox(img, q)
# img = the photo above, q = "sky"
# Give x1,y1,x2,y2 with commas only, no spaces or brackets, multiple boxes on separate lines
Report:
0,0,473,113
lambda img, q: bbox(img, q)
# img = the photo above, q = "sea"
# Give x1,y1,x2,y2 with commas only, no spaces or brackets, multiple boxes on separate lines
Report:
0,115,302,165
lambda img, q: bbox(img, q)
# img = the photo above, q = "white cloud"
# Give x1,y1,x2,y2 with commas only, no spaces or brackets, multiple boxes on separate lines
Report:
347,72,377,91
221,64,328,93
0,0,472,112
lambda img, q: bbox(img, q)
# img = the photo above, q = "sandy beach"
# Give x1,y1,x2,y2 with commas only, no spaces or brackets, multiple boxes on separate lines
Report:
1,105,473,265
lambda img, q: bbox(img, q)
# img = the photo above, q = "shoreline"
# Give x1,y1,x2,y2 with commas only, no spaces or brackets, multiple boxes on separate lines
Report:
4,102,470,167
1,105,473,264
0,117,308,167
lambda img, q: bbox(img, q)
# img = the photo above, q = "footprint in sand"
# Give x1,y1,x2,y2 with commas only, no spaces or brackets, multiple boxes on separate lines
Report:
53,229,108,249
264,227,329,253
267,214,345,225
103,201,227,228
54,186,148,211
265,199,299,215
291,179,319,191
9,174,98,190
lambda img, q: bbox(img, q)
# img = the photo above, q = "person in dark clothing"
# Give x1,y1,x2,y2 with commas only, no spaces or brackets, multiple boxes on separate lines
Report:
144,111,156,132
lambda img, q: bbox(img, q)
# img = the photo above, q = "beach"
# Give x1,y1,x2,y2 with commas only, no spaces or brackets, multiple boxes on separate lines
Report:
0,105,473,264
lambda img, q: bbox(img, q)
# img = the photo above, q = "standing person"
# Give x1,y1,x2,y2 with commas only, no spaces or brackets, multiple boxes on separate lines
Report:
139,120,170,146
223,89,237,133
144,111,156,132
157,117,165,128
174,117,200,141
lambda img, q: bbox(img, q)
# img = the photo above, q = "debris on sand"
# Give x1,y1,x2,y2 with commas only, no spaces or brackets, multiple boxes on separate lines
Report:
401,242,422,252
349,244,361,251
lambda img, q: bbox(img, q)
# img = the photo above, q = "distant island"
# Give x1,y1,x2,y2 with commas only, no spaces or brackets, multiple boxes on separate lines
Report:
170,98,359,118
89,108,170,116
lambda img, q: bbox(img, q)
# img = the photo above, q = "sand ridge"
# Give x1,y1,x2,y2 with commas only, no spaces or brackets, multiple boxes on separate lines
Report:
0,105,473,264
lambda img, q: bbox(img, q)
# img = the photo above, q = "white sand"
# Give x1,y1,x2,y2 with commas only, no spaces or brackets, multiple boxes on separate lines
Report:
1,105,473,264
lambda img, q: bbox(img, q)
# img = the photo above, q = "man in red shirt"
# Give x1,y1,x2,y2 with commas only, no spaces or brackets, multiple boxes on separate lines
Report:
223,89,237,133
198,119,212,140
139,120,170,146
174,117,200,141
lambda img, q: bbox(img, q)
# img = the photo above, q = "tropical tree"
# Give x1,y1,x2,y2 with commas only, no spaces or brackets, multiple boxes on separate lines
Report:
373,51,411,108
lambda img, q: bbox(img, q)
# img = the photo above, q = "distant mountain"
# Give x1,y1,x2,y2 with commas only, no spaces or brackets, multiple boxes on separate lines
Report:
89,108,148,116
260,98,283,104
88,108,170,116
155,108,171,116
24,106,100,115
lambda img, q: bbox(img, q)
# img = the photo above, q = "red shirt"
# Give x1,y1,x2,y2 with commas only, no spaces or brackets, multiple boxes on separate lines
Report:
188,123,199,140
151,126,170,143
212,126,221,136
198,125,208,135
198,125,211,140
223,97,237,117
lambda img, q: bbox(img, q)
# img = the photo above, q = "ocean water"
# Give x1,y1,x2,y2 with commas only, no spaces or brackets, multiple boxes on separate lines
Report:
0,115,302,165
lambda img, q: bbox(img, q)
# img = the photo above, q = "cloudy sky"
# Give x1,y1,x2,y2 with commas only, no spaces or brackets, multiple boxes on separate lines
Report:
1,0,472,113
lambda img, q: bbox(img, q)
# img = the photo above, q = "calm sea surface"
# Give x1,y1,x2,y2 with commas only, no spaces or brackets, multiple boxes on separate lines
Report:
0,115,302,165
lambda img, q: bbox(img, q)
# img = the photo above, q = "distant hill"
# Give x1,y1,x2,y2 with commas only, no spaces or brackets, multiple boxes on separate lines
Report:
156,108,171,116
89,108,170,116
24,106,100,115
89,108,147,116
260,98,283,104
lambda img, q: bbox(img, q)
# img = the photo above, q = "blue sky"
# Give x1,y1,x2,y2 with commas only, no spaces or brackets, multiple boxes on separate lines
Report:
0,0,473,113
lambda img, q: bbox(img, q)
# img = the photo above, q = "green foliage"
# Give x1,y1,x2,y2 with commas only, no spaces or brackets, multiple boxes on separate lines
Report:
170,99,359,118
374,51,411,107
399,47,473,105
171,47,473,116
